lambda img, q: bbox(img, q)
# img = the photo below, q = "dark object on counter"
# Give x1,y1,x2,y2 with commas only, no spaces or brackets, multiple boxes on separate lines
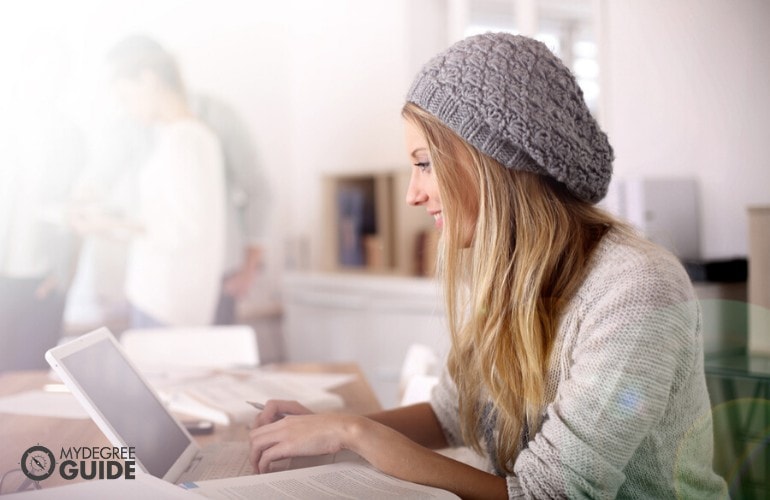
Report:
683,258,747,283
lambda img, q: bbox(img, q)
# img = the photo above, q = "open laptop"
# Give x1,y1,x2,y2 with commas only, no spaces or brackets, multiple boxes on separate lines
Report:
45,327,257,483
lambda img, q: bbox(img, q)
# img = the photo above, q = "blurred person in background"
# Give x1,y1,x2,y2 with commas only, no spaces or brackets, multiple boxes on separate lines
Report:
74,35,270,327
0,41,86,370
74,35,227,328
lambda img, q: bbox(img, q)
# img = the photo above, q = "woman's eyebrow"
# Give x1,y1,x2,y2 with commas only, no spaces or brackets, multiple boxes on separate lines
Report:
410,147,428,158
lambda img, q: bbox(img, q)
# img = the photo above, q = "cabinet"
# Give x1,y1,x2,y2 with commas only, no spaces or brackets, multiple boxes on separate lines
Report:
693,281,748,355
282,272,449,408
321,170,436,276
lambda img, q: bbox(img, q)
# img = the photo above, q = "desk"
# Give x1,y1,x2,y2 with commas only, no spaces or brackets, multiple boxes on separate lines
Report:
0,362,381,492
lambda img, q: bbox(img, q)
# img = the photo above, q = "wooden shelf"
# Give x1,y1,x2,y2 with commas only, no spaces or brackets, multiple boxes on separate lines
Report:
321,170,436,276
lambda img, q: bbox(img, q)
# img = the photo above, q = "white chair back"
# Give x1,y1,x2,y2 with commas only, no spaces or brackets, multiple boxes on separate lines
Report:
120,325,259,369
399,343,439,406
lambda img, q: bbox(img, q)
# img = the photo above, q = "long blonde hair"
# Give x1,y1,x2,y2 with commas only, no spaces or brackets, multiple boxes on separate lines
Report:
403,102,619,471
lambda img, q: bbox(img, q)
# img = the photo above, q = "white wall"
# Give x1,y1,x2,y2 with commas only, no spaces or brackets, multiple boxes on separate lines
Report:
598,0,770,260
173,0,447,274
173,0,419,275
281,1,414,271
2,0,433,321
7,0,765,321
141,0,418,286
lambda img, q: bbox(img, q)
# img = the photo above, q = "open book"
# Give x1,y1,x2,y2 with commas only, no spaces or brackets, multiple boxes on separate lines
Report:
183,461,460,499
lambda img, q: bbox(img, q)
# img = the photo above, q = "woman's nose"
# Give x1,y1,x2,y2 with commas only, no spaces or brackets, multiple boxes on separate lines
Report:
406,174,428,206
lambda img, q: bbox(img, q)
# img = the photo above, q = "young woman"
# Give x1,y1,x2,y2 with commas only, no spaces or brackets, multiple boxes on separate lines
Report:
249,33,728,499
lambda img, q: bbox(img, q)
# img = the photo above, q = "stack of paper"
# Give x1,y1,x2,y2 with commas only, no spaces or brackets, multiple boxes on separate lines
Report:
184,461,460,499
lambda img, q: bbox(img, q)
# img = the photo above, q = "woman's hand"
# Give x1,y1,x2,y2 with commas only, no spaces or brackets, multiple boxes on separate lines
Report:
248,411,364,474
223,266,257,298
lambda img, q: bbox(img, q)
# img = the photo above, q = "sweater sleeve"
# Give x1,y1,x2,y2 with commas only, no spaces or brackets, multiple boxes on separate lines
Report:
510,247,700,499
139,123,224,253
193,95,271,245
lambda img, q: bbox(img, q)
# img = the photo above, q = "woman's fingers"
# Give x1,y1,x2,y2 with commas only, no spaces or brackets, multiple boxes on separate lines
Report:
257,441,291,474
249,417,298,473
253,399,312,428
249,422,281,472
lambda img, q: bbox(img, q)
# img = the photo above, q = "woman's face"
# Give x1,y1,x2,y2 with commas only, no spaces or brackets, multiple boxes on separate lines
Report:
404,119,444,230
111,70,160,123
403,118,477,244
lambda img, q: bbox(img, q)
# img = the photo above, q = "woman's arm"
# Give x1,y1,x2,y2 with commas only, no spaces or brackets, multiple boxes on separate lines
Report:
366,402,449,450
249,407,507,500
352,414,507,499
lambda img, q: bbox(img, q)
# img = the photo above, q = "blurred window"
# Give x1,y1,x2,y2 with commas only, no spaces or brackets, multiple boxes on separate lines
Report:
464,0,599,113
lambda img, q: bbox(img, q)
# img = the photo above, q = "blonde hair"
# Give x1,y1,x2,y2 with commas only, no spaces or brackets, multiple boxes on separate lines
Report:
402,102,621,471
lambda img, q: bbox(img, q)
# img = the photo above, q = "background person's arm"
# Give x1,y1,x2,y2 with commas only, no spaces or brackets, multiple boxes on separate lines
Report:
223,245,264,298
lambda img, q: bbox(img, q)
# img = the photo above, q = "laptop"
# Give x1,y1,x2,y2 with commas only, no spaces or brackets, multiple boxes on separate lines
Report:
45,327,258,483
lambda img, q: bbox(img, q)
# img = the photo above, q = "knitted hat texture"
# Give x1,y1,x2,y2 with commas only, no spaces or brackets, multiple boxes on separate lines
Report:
406,32,613,203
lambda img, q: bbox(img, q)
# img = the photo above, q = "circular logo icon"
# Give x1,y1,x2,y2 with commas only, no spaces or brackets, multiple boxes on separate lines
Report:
20,445,56,481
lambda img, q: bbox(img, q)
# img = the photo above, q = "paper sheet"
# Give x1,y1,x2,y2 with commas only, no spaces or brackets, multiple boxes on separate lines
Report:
0,390,89,419
246,372,357,393
184,462,459,499
1,472,192,499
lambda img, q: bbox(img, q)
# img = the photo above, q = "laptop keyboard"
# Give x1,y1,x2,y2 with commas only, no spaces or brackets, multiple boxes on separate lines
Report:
178,442,352,483
184,441,253,482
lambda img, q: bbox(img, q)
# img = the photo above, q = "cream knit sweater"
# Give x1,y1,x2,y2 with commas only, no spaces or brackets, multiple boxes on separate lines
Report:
430,229,729,499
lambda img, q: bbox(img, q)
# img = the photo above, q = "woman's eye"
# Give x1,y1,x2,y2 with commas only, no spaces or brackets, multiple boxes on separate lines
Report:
415,161,431,172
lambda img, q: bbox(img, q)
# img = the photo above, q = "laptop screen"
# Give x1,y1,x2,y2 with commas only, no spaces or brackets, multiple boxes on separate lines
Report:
59,336,192,478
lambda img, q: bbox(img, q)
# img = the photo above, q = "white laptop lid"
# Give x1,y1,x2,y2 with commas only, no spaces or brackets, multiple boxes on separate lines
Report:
45,327,200,482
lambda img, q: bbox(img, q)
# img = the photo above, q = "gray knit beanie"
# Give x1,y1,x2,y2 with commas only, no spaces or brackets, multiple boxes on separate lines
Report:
406,32,613,204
